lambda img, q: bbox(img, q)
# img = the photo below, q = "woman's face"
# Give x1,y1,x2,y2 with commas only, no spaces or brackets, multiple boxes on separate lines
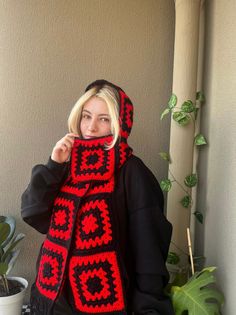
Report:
80,96,112,139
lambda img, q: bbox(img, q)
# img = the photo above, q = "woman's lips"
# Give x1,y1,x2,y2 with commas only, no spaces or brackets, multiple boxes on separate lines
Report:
84,135,97,139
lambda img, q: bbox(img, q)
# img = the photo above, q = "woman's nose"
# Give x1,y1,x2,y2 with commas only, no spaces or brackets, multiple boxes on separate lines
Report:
88,119,97,132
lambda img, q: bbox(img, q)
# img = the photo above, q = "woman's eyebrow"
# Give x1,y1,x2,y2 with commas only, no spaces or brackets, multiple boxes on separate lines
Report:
98,113,110,117
82,109,91,114
82,109,110,117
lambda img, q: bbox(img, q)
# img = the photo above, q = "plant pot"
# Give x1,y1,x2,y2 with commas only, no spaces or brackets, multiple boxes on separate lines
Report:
0,276,28,315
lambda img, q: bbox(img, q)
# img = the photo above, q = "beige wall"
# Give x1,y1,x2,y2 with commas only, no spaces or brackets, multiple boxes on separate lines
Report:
0,1,175,301
196,1,236,314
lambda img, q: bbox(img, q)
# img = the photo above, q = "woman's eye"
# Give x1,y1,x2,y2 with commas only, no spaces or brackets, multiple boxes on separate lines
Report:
82,114,90,119
100,117,110,123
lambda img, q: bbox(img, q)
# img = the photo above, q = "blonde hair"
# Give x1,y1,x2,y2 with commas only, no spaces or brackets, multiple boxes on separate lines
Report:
68,85,120,149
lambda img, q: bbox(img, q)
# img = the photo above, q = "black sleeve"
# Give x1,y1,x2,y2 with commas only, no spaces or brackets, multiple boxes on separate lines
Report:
21,156,69,234
125,156,174,315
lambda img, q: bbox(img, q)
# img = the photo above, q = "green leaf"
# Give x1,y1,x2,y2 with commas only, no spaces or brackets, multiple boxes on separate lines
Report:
184,174,198,187
167,252,180,265
160,108,170,120
171,267,224,315
0,223,10,248
194,211,203,224
195,134,207,145
181,100,196,113
159,152,171,162
172,112,191,126
0,262,8,275
0,216,16,248
168,94,177,109
196,91,205,103
1,233,25,263
5,249,20,275
181,195,192,208
160,179,172,192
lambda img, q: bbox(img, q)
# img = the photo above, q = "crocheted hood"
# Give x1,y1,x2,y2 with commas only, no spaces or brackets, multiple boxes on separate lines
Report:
85,79,133,141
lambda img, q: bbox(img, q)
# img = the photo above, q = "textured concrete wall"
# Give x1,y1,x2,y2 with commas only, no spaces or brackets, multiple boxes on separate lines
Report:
0,0,175,302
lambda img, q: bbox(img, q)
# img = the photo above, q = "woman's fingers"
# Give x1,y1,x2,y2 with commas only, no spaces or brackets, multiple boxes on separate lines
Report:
51,133,79,163
57,133,78,151
59,138,72,151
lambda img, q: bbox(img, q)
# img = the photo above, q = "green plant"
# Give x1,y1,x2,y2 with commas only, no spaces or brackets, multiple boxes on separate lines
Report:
170,267,224,315
159,92,207,224
160,93,224,313
0,216,25,296
165,249,224,313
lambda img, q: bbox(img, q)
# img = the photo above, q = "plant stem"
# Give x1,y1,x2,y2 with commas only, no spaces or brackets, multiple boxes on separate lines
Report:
168,169,190,196
2,275,9,295
189,112,196,126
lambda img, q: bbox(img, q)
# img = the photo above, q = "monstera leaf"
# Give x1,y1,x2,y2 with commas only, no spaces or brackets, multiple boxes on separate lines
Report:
171,267,224,315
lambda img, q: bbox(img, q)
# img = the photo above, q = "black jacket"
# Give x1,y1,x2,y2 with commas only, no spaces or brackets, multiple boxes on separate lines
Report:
21,155,174,315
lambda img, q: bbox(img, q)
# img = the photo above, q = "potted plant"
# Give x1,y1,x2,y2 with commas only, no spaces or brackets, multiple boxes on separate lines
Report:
160,93,224,314
165,229,224,314
0,215,28,315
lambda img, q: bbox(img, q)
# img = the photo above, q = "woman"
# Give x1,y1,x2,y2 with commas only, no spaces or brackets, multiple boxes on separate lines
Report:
21,79,174,315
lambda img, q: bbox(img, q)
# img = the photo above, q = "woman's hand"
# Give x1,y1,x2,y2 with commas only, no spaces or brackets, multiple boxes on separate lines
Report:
51,133,78,163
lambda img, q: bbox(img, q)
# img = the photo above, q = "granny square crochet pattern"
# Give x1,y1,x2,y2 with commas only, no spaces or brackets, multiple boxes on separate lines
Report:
36,239,67,300
71,138,115,182
74,197,113,251
69,252,125,313
49,197,75,241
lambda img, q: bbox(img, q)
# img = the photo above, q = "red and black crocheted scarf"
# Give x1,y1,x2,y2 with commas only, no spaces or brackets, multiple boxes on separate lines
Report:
34,80,133,314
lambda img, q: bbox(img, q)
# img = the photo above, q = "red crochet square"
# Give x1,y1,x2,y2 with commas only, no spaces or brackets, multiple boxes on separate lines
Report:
69,252,125,313
49,197,75,241
36,239,67,300
75,198,113,251
71,138,115,181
